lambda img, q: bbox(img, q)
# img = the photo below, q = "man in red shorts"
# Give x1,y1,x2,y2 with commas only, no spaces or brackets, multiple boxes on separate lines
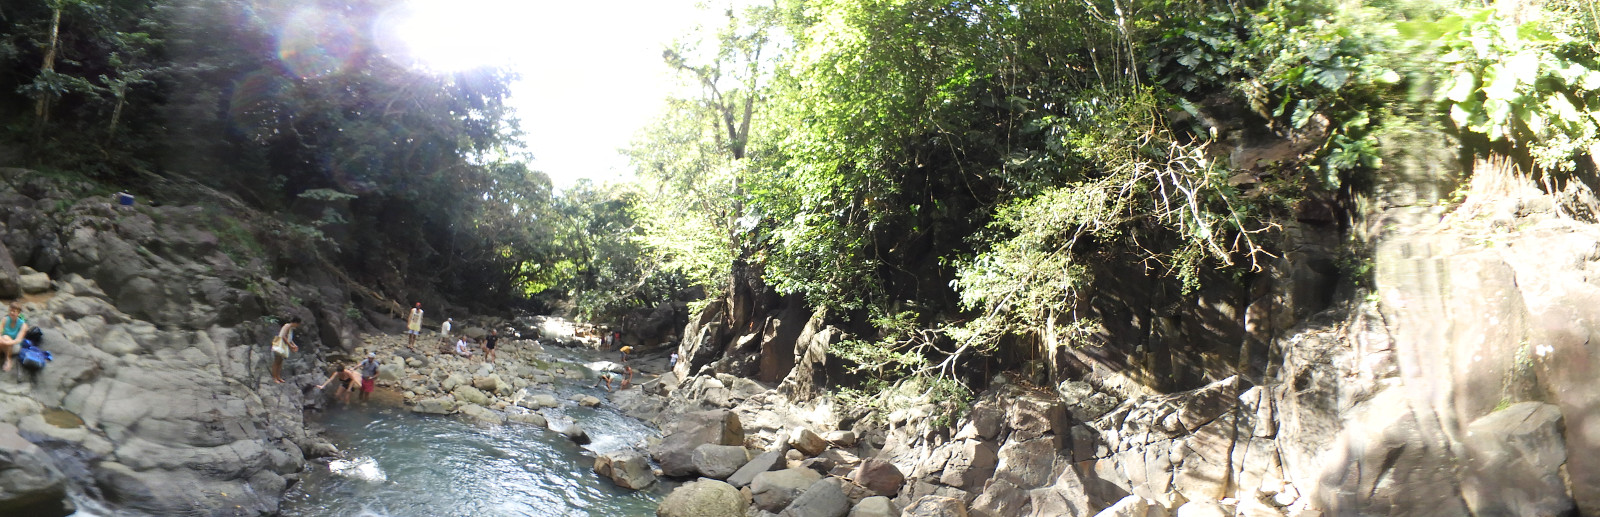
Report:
357,352,381,402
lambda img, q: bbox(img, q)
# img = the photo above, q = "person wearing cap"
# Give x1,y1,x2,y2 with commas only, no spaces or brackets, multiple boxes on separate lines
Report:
357,352,380,402
406,303,424,348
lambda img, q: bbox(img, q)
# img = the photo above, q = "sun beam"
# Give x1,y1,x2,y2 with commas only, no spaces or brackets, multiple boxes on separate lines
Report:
375,0,536,73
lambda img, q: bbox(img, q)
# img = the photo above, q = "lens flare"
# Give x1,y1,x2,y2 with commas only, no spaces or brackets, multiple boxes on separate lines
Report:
228,69,296,140
277,7,360,79
372,0,534,73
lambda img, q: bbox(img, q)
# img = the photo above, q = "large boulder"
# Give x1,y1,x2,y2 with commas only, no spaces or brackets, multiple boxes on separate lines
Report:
0,241,21,299
937,440,999,490
18,270,51,294
850,459,904,497
656,478,746,517
779,478,849,517
750,468,822,512
652,410,744,477
728,449,786,487
594,450,657,490
0,423,70,516
691,444,752,480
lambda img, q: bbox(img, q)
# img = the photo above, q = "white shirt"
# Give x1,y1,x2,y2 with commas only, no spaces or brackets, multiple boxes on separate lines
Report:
455,339,470,355
441,320,452,336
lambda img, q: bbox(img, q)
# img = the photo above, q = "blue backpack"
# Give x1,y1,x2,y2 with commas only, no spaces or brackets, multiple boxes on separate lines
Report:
18,328,50,372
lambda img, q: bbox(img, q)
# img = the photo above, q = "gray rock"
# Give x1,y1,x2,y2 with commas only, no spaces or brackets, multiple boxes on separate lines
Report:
19,272,51,294
1462,402,1573,516
547,418,590,444
0,423,70,516
452,385,490,406
937,440,998,490
594,450,656,490
0,242,19,299
411,397,457,414
691,444,752,480
457,404,504,425
577,395,602,407
507,412,547,427
750,468,823,512
656,478,747,517
779,478,849,517
848,496,899,517
652,410,744,477
969,478,1027,517
728,449,786,488
994,436,1058,489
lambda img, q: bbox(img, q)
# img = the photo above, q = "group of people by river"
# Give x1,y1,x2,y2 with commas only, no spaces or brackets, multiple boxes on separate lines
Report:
272,301,638,404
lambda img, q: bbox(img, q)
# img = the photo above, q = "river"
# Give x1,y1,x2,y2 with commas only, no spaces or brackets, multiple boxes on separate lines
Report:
279,363,671,516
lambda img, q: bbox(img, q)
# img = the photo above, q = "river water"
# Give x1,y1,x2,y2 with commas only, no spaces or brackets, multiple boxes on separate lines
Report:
279,367,671,516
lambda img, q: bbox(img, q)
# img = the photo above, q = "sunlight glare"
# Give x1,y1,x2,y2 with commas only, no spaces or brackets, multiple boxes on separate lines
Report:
377,0,536,73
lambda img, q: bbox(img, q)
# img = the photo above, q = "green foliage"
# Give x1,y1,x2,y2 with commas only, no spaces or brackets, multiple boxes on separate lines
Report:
1402,7,1600,172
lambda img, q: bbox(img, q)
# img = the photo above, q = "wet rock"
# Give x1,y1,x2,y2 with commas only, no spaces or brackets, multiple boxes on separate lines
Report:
780,478,849,517
692,444,752,480
458,404,504,425
576,395,602,407
751,468,822,512
0,423,70,516
506,412,547,427
789,427,826,457
594,450,656,490
903,495,969,517
848,496,899,517
657,478,746,517
547,418,590,444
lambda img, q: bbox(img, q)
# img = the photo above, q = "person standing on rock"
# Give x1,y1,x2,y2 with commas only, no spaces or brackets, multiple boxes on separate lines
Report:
439,317,453,348
406,303,424,348
0,303,30,372
270,317,302,383
315,363,362,405
358,352,380,402
619,345,632,365
484,329,499,363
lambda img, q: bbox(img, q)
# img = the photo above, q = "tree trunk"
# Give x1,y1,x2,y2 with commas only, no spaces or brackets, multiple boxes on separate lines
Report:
35,6,62,129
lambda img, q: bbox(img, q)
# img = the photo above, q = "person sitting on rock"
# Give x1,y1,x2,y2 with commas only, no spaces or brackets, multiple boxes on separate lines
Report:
454,336,474,359
270,317,302,384
405,303,424,348
315,364,362,405
357,352,380,402
1,302,29,372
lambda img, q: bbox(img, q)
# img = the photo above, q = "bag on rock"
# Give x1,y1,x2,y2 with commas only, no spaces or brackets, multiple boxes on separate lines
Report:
23,326,41,346
18,344,50,372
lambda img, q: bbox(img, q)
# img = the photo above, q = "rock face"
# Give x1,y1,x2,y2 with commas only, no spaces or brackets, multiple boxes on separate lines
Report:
657,478,747,517
779,478,849,517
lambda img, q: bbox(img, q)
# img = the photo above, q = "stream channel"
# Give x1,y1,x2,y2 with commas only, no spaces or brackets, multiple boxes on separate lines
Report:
279,346,673,517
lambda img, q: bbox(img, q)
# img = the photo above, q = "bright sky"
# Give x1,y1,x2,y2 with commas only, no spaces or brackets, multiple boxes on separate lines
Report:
384,0,729,190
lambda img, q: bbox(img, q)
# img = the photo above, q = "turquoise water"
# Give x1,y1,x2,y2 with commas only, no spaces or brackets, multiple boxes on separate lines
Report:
279,396,669,516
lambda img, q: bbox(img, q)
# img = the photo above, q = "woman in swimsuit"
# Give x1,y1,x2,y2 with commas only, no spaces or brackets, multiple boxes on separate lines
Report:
316,364,363,405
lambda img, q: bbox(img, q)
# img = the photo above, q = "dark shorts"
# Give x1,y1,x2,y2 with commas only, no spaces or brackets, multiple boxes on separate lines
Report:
485,342,496,350
361,378,375,394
